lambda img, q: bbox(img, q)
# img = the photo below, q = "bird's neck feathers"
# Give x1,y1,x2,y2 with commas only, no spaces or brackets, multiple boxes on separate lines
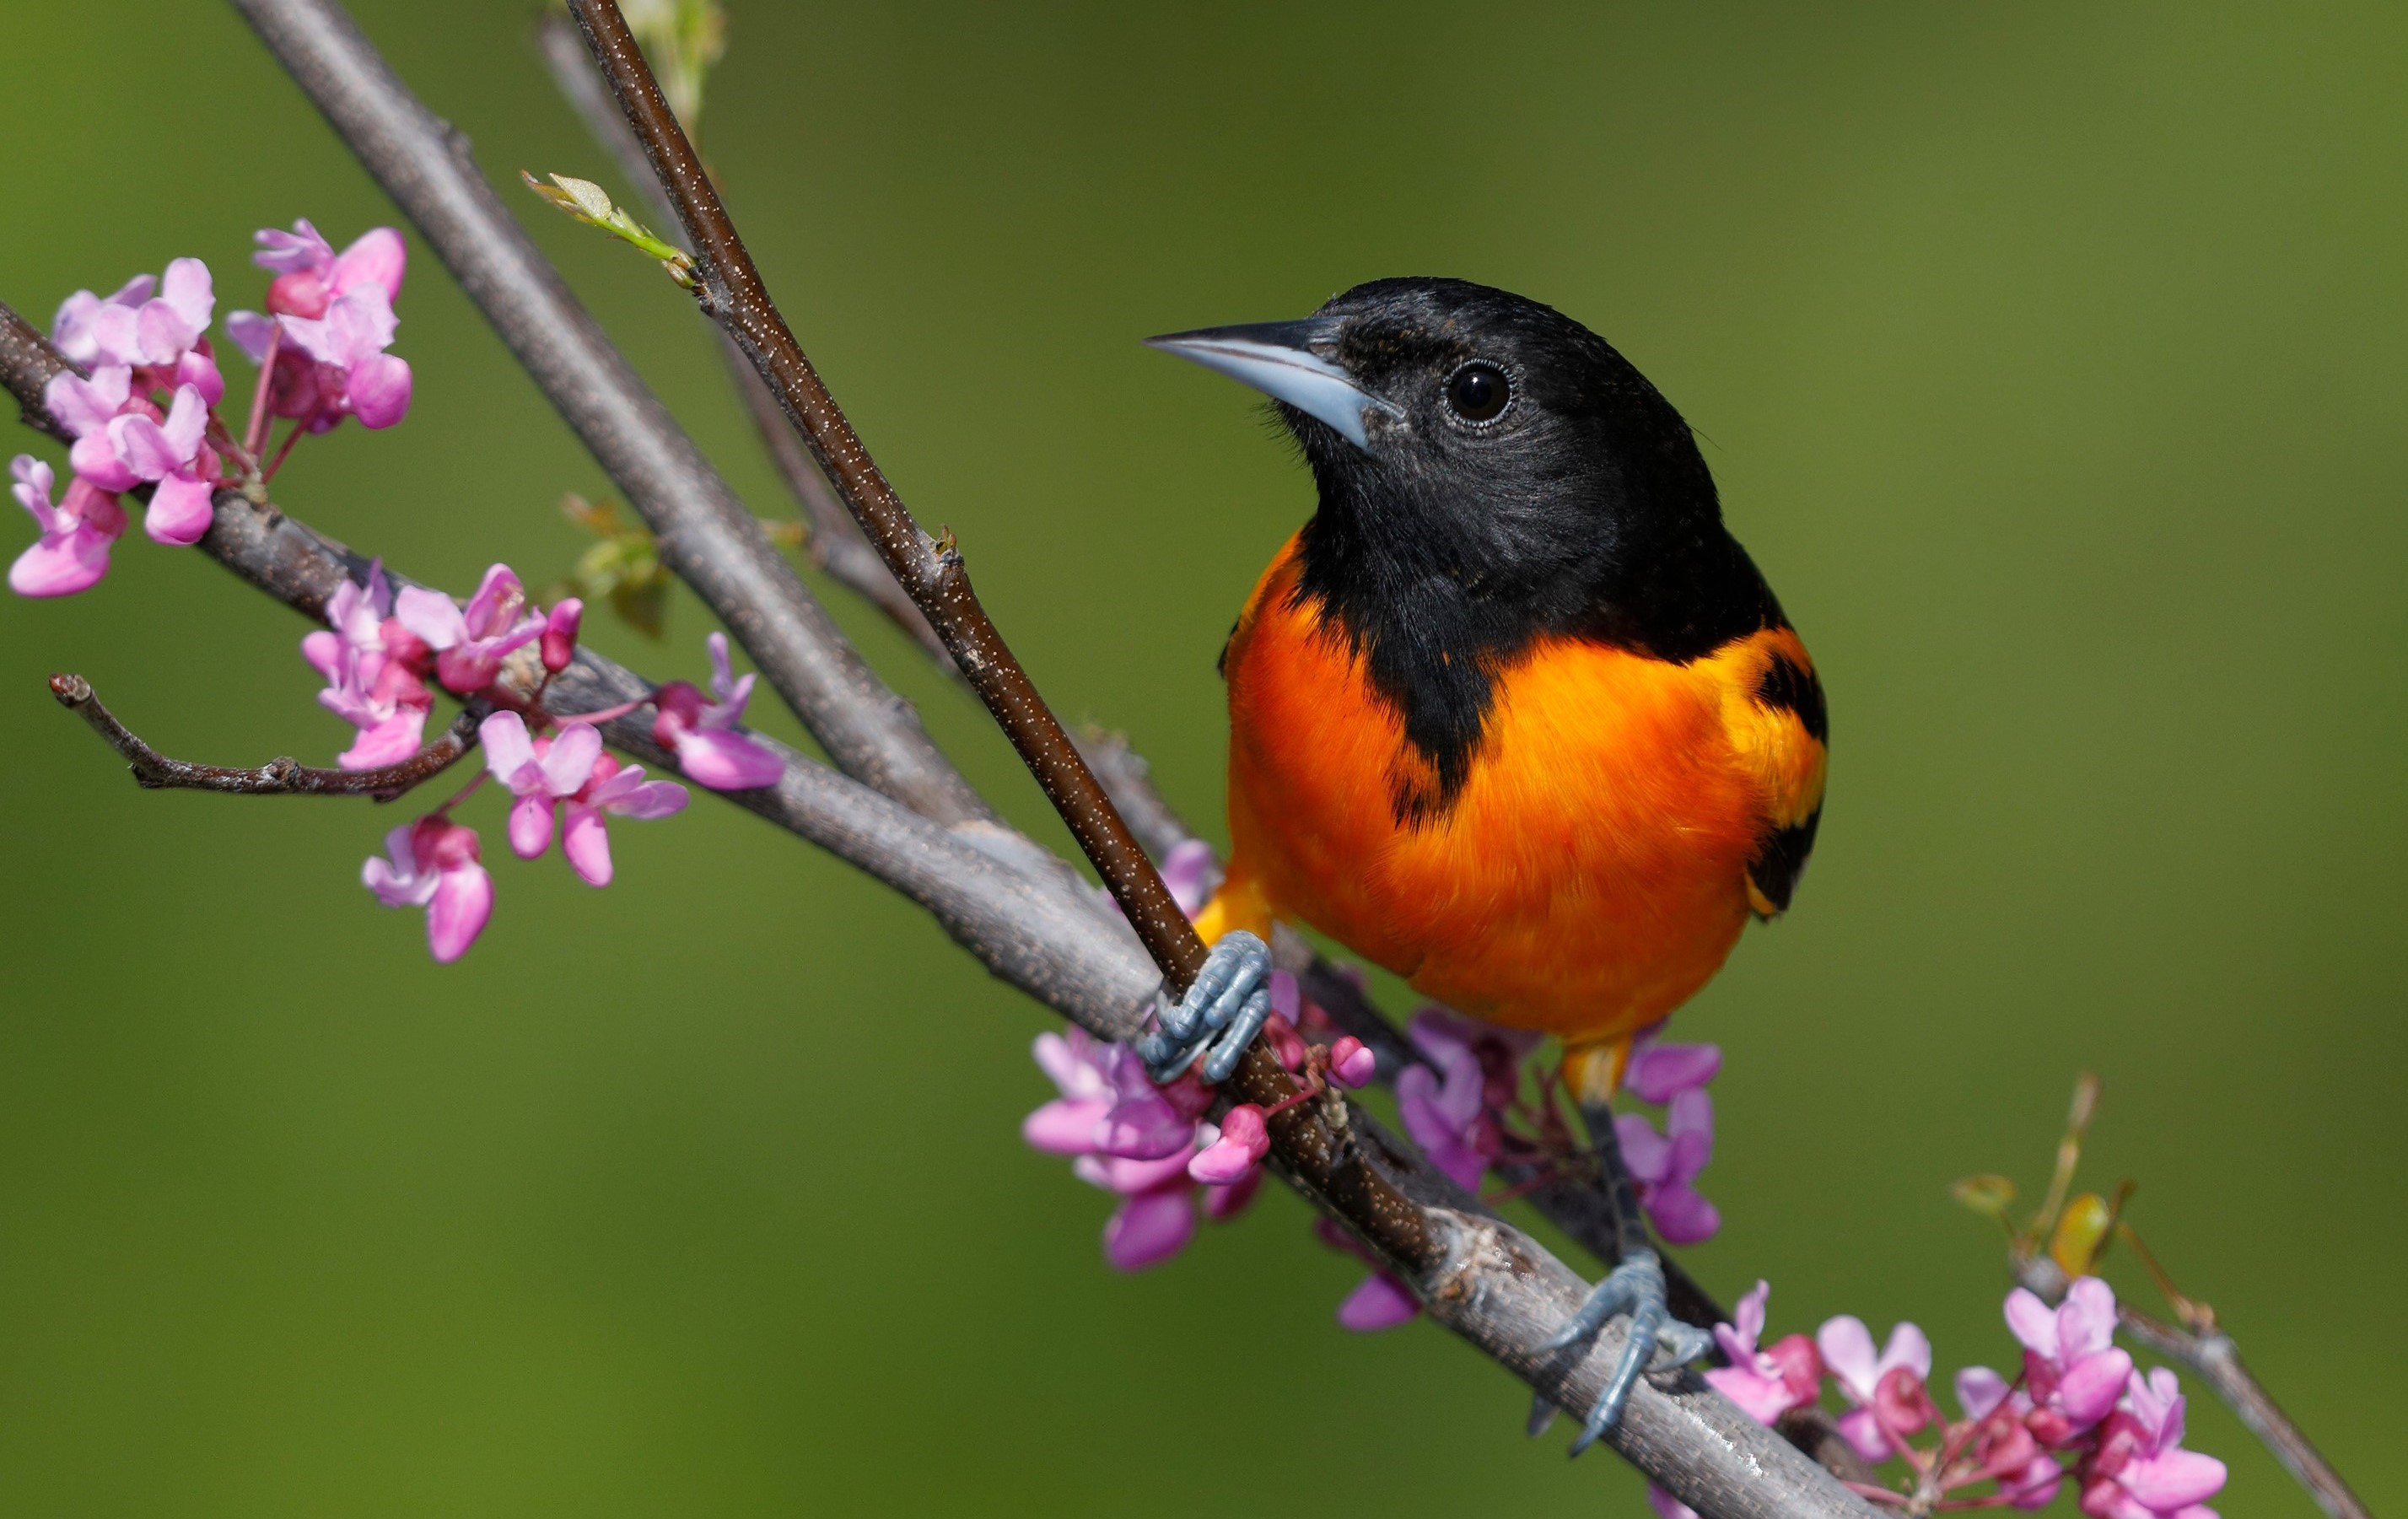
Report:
1284,434,1784,823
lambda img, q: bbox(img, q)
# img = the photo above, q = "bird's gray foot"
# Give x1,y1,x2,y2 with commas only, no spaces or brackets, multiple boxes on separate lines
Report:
1533,1248,1713,1456
1134,929,1272,1084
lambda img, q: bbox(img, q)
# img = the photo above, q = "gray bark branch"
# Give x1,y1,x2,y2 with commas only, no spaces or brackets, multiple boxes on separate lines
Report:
226,0,993,830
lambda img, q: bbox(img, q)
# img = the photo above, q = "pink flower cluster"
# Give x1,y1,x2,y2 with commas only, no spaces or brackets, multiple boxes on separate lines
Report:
339,580,782,962
11,224,415,598
1023,1027,1246,1269
1393,1014,1724,1243
227,220,412,434
1651,1276,2225,1519
1026,845,1376,1273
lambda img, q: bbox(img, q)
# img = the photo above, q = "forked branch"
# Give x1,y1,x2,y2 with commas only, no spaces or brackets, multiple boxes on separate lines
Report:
51,675,479,800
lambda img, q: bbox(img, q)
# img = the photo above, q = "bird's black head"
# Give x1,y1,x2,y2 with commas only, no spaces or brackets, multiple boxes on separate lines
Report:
1149,277,1780,665
1150,278,1787,819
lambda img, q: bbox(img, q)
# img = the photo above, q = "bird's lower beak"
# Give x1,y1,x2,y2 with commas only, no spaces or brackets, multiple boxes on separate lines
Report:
1144,319,1397,450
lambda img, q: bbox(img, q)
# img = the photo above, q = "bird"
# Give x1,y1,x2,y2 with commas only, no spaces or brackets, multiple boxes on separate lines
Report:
1136,277,1827,1451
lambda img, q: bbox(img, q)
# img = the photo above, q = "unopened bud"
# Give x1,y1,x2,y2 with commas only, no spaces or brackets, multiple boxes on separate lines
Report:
1187,1102,1270,1185
1328,1036,1377,1089
1874,1365,1934,1437
541,597,583,673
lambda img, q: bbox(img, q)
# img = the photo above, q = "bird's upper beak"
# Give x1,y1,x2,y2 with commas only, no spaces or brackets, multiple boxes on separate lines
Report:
1144,319,1399,450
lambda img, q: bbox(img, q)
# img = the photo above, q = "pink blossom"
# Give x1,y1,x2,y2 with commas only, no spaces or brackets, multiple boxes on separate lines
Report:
651,632,784,789
362,816,493,963
2007,1276,2136,1442
301,562,432,768
1024,1029,1248,1270
1624,1024,1722,1102
559,751,687,886
51,273,155,369
394,563,544,695
66,383,220,546
1817,1312,1933,1462
1188,1104,1269,1184
541,597,583,673
1616,1088,1721,1244
274,285,412,429
2080,1368,2225,1519
229,223,412,434
479,713,601,859
9,455,124,597
1328,1035,1376,1089
1703,1281,1824,1425
250,219,406,312
1957,1371,2067,1512
42,364,137,443
1397,1006,1536,1190
1086,1153,1198,1271
1023,1028,1196,1163
51,260,222,404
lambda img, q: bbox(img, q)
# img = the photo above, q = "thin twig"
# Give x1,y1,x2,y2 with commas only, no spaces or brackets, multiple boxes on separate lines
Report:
563,0,1209,989
228,0,994,832
51,675,478,800
2016,1256,2368,1519
531,10,957,674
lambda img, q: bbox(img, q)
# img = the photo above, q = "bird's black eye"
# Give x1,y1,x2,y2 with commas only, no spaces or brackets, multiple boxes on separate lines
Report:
1444,362,1511,424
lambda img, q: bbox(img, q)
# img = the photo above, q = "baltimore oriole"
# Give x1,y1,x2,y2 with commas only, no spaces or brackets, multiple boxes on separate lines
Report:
1139,278,1826,1447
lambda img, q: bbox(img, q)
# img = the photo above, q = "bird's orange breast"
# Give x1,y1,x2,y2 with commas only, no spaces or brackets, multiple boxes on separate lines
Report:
1203,537,1825,1053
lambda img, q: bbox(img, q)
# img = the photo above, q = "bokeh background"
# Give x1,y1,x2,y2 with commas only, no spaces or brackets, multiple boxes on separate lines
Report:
3,2,2401,1512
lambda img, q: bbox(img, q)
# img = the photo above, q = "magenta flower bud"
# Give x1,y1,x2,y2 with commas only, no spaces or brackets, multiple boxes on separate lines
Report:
647,635,785,789
1873,1365,1933,1437
541,597,583,672
267,269,331,320
1187,1103,1269,1185
1767,1333,1823,1405
363,815,493,963
1328,1036,1376,1089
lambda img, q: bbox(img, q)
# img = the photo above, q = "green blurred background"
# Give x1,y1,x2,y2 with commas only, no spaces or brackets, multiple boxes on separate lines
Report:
3,2,2401,1512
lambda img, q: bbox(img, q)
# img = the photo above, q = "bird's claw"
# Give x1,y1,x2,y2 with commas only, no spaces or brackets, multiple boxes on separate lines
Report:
1134,929,1272,1084
1533,1249,1712,1456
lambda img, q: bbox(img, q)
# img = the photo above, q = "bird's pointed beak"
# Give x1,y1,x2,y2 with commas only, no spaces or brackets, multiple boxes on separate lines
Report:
1144,319,1398,450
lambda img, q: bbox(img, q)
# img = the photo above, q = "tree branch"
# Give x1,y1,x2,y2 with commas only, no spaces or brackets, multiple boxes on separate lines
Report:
50,675,479,800
529,8,957,675
226,0,993,831
560,0,1210,990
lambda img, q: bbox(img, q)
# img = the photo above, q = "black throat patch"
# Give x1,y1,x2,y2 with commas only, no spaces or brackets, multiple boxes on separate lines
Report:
1287,509,1786,829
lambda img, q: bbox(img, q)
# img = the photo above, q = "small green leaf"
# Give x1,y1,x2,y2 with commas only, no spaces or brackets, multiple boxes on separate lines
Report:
520,170,698,289
554,493,673,639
